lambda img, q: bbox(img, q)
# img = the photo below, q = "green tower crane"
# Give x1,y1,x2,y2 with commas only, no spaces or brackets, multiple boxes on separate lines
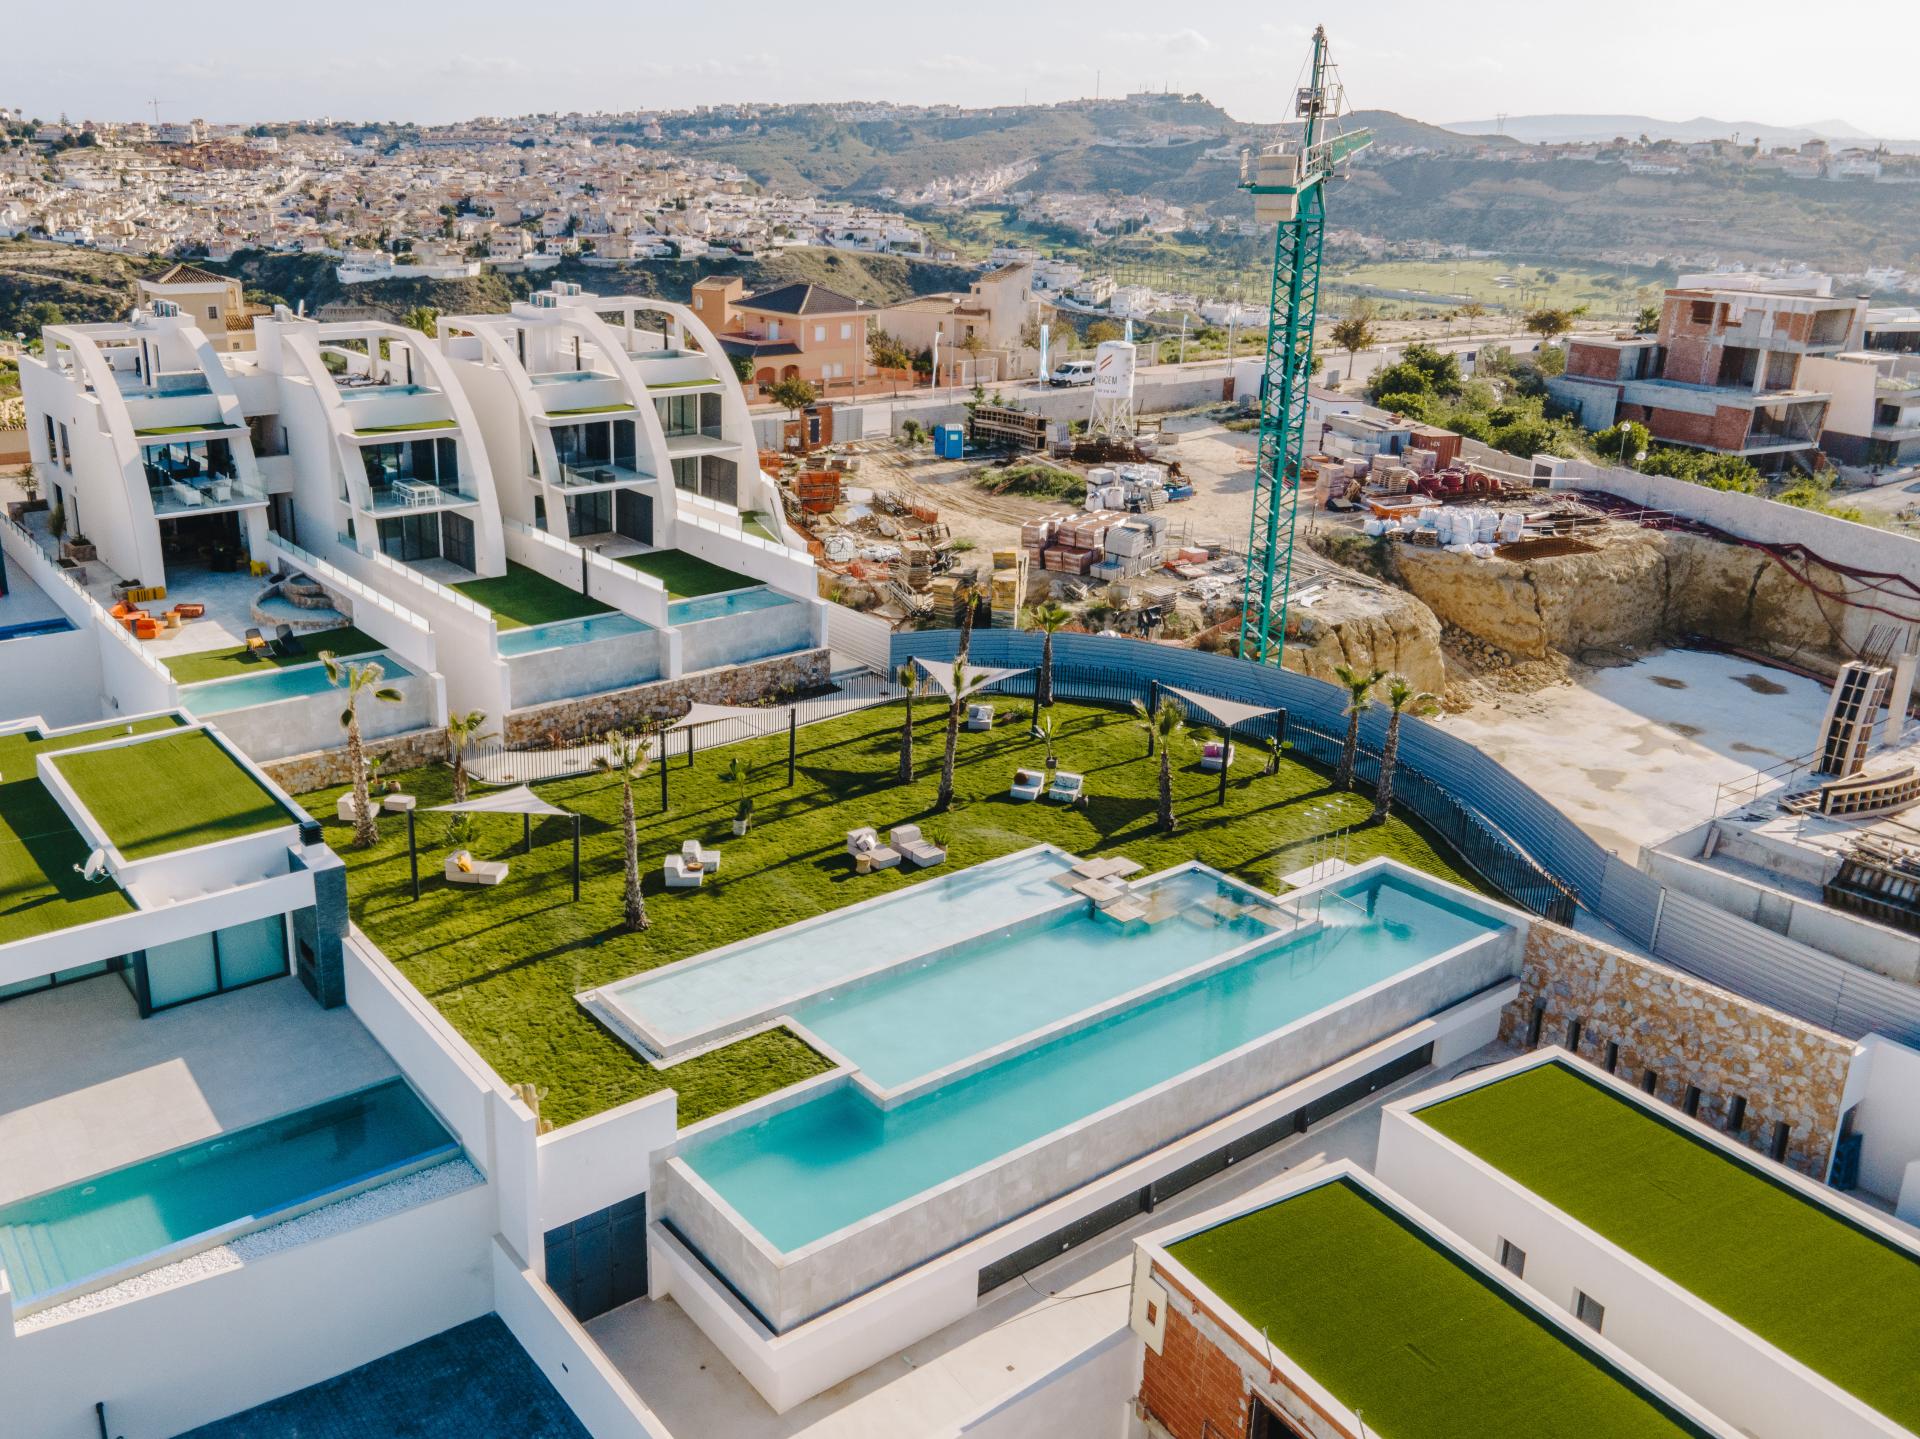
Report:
1237,26,1372,665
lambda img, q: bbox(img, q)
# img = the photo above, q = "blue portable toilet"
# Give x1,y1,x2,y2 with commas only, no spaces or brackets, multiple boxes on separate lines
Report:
934,424,965,460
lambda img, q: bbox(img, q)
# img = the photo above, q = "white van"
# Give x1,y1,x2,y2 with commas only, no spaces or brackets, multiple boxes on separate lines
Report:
1049,360,1095,387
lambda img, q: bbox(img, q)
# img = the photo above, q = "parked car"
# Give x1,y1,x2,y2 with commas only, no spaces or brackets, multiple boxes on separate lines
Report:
1049,360,1095,387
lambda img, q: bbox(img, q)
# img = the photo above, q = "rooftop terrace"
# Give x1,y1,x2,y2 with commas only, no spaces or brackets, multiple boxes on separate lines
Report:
0,717,180,946
50,728,295,861
615,548,757,600
452,561,613,631
1416,1059,1920,1431
1168,1176,1720,1439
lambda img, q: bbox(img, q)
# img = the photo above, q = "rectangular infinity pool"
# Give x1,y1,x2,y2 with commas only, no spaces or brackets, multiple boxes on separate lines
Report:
668,588,794,626
0,1077,457,1310
181,653,412,715
496,611,651,655
679,871,1502,1253
600,848,1079,1054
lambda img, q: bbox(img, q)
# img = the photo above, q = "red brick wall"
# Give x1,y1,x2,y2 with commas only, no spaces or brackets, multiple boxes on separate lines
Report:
1140,1302,1255,1439
1644,406,1717,447
1662,334,1717,385
1711,405,1755,451
1564,342,1622,381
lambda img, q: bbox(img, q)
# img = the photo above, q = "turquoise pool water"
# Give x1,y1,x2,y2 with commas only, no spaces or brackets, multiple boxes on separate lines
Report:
0,1078,456,1308
680,873,1501,1252
497,611,651,655
795,869,1279,1090
669,588,794,626
530,370,615,385
182,654,412,715
337,384,436,400
605,849,1079,1052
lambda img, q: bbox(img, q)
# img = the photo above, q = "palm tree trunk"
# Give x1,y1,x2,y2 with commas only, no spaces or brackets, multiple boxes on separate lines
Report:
1038,630,1054,709
898,691,914,784
1339,714,1360,790
1373,712,1401,823
452,746,469,805
937,697,962,811
957,595,976,662
620,776,648,931
347,708,378,848
1158,748,1176,833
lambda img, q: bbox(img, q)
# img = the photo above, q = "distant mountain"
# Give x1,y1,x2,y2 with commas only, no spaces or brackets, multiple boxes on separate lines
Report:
1440,113,1886,148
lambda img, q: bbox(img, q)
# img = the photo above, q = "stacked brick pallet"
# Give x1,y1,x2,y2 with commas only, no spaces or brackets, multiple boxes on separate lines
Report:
989,547,1027,627
793,470,842,515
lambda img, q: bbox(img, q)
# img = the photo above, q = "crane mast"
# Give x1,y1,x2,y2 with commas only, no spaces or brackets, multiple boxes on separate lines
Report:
1237,27,1370,665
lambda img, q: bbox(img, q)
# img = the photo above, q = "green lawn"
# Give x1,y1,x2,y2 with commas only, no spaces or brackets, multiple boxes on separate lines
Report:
452,562,612,632
1418,1060,1920,1430
1167,1178,1717,1439
616,549,756,600
0,717,183,944
354,419,458,436
55,730,294,861
134,423,241,437
164,626,386,684
546,403,639,417
304,699,1478,1130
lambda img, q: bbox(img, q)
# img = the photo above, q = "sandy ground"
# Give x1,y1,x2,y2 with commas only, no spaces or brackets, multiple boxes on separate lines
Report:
1435,648,1832,863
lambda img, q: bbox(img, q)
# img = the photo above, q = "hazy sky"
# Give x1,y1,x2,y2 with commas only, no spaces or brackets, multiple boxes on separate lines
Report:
7,0,1917,139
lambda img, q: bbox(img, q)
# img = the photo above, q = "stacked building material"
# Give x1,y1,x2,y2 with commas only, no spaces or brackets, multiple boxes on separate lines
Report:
989,547,1027,627
899,540,934,590
794,470,842,515
926,574,966,624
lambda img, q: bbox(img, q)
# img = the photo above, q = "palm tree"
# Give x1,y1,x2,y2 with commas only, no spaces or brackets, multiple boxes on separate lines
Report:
444,709,494,805
896,660,921,784
1131,696,1186,833
954,575,983,662
1372,676,1438,823
1333,664,1386,791
936,660,989,812
401,305,439,337
322,651,403,848
593,729,651,933
1026,602,1071,730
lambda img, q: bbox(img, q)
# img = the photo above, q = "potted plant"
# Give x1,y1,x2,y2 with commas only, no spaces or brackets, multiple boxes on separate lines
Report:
725,757,754,836
63,531,96,563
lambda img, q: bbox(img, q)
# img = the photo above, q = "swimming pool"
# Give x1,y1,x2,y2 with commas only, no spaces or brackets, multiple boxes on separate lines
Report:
668,588,795,626
336,384,438,400
496,611,651,656
598,847,1080,1055
674,868,1506,1257
0,1077,457,1311
530,370,616,385
0,615,77,642
181,653,413,715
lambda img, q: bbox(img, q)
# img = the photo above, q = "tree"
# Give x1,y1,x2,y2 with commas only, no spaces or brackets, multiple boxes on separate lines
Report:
1400,343,1462,395
1333,663,1385,791
1025,602,1072,729
444,709,494,805
1371,677,1437,823
936,660,990,812
401,305,438,337
868,325,914,371
954,574,983,662
1460,301,1487,322
1523,306,1585,340
323,651,404,847
769,376,816,417
1328,299,1378,380
896,660,920,784
1131,696,1186,833
1086,319,1124,344
593,728,653,933
1634,304,1662,334
728,352,755,383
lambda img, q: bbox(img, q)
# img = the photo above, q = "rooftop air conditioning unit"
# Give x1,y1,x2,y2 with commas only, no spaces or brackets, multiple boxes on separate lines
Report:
531,291,558,309
151,299,180,317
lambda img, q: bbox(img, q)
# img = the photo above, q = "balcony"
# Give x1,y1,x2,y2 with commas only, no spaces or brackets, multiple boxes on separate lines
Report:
143,437,263,514
626,348,720,389
553,460,651,490
150,474,267,515
367,478,476,513
336,383,453,436
115,369,211,399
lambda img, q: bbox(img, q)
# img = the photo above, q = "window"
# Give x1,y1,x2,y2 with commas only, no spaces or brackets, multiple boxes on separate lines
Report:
1683,1084,1702,1117
766,320,779,341
1640,1068,1659,1095
206,305,219,320
1603,1040,1620,1074
1726,1095,1748,1134
813,324,826,342
58,421,71,471
1690,300,1715,325
693,294,703,310
1574,1290,1605,1332
1770,1120,1791,1161
1564,1018,1583,1053
1526,1002,1546,1048
840,322,852,340
1497,1238,1527,1279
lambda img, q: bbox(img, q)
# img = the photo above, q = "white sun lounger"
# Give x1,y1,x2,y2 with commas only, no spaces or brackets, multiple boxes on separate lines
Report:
681,839,722,870
846,827,902,870
445,850,508,886
1010,769,1046,801
664,853,705,888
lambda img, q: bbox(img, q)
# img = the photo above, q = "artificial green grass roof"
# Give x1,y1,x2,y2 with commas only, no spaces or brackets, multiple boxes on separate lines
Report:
0,718,183,944
545,403,637,417
617,549,757,600
135,422,241,437
643,378,718,391
304,699,1481,1130
452,562,613,632
354,419,458,436
165,626,385,685
1417,1061,1920,1430
1168,1178,1718,1439
53,730,294,861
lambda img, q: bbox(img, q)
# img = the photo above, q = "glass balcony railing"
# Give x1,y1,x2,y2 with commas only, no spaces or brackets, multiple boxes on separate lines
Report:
149,474,267,514
367,479,474,512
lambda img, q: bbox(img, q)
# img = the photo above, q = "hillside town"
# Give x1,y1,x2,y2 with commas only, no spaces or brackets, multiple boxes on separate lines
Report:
2,12,1920,1439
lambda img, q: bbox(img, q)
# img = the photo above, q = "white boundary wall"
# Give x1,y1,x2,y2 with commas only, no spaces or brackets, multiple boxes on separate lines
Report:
1838,1034,1920,1212
947,1327,1140,1439
1376,1053,1915,1439
538,1090,678,1233
0,1180,495,1439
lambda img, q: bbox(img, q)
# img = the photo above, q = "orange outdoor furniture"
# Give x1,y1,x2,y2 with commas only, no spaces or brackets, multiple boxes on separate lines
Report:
171,602,205,619
133,617,162,640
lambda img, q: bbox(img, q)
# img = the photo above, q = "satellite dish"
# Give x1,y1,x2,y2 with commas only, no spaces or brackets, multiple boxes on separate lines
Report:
74,849,108,883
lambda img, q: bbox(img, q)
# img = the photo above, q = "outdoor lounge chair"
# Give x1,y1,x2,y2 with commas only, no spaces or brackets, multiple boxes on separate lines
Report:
664,853,704,888
1047,771,1086,804
681,839,722,871
244,627,268,654
889,824,947,868
171,601,204,619
445,850,508,886
846,827,902,871
270,623,304,658
1198,741,1236,772
965,703,995,732
1009,769,1046,801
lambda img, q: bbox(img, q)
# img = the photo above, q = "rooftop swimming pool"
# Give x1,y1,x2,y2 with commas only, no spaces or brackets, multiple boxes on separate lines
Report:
668,587,795,626
181,653,413,715
496,611,651,656
679,868,1501,1254
530,370,616,386
0,1078,457,1312
0,616,77,642
336,383,438,400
